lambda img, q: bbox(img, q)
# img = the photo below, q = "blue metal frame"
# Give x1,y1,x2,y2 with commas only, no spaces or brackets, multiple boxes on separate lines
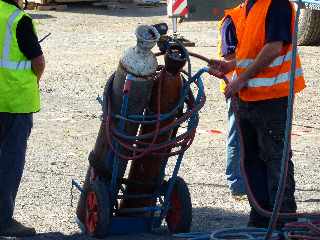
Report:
72,67,208,236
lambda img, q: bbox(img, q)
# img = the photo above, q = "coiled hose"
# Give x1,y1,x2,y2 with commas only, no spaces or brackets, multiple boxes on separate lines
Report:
104,40,206,162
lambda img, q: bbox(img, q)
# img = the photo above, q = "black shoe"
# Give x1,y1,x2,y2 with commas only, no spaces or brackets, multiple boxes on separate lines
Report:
247,215,269,229
247,209,270,229
0,219,36,237
247,220,269,229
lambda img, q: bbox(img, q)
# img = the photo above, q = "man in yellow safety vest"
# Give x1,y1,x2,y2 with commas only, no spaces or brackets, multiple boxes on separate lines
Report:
0,0,45,236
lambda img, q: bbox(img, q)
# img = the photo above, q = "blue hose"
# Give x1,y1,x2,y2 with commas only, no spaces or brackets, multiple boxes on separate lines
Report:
174,228,281,240
211,228,281,240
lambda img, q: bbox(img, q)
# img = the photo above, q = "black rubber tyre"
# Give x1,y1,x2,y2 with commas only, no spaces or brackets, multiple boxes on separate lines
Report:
298,9,320,46
84,178,111,239
165,176,192,234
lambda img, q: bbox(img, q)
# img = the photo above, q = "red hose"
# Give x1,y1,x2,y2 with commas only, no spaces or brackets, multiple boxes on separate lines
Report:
105,74,162,161
285,221,320,239
232,96,320,220
104,72,205,161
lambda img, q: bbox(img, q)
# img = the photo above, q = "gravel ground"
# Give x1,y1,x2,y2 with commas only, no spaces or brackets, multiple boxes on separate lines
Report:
3,3,320,240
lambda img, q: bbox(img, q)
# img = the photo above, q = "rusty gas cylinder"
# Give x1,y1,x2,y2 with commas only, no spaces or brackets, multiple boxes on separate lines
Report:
119,44,187,213
76,25,160,225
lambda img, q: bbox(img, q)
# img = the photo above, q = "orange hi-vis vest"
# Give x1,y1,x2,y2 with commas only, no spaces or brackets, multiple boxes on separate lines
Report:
235,0,305,102
217,4,243,92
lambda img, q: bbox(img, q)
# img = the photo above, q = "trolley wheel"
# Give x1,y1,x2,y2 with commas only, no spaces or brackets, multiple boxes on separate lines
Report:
84,178,111,238
165,176,192,233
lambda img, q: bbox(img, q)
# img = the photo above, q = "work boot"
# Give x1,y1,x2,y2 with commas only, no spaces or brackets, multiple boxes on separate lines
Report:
0,219,36,237
247,219,269,229
247,209,269,229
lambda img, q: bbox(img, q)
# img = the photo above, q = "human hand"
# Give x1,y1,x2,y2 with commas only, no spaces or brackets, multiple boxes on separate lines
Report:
208,59,229,79
224,77,247,99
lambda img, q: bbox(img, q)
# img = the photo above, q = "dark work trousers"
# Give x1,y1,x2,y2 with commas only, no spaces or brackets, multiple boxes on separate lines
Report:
237,97,297,228
0,113,33,228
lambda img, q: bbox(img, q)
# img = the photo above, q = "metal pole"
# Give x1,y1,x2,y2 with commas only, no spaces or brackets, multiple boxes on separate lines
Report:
172,17,178,36
265,0,302,239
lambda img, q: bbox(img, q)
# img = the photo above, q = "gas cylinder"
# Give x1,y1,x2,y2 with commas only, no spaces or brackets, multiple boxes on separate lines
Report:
76,25,160,224
119,44,187,212
90,24,160,176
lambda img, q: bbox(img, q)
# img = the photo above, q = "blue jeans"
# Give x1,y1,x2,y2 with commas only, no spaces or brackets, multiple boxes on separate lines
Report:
0,113,33,228
226,98,245,195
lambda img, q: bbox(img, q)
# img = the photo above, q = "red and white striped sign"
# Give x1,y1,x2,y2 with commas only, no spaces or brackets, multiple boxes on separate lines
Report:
167,0,189,17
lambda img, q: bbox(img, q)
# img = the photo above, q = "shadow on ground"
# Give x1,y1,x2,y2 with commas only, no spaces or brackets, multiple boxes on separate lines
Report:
0,207,247,239
29,13,56,19
192,207,248,231
54,3,166,17
0,232,79,240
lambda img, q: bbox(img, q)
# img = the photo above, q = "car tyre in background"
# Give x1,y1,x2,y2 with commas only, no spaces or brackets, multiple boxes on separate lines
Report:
298,9,320,46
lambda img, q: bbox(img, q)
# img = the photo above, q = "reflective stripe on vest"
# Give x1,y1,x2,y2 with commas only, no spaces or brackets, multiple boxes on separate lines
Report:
1,9,32,70
0,59,32,69
3,9,21,59
234,68,303,88
247,68,303,88
238,51,293,69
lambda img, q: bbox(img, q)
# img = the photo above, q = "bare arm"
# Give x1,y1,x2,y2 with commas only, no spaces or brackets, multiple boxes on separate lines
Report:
238,41,283,82
31,54,45,83
224,41,284,98
208,58,236,79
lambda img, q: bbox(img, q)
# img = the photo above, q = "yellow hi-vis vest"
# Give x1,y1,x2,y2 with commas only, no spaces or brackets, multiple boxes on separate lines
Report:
0,1,40,113
217,4,243,93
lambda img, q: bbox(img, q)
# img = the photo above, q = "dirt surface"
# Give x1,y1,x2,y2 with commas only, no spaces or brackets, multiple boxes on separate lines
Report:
3,3,320,240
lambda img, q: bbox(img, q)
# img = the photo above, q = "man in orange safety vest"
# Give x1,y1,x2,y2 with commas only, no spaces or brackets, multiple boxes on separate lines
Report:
209,0,305,228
